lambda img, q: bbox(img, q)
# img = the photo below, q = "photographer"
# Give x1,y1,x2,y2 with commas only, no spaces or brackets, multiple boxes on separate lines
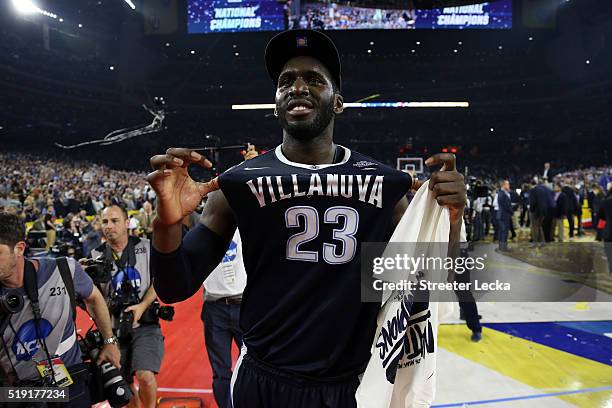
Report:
90,205,164,408
58,215,85,259
0,213,120,407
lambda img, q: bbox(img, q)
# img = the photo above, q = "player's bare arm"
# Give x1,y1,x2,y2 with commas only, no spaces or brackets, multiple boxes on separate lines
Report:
199,189,237,240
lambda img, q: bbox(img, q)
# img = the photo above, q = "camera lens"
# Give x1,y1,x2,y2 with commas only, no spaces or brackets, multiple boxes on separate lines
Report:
3,294,24,314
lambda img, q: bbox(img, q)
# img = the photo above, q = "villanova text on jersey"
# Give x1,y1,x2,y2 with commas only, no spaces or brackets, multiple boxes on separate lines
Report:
218,145,412,378
246,173,384,209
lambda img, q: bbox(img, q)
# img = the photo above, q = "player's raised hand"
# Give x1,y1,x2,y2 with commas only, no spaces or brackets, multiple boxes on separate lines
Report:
419,153,466,224
147,148,218,225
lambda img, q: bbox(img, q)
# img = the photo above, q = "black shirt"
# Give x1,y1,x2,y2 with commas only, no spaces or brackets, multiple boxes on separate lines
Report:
218,145,411,377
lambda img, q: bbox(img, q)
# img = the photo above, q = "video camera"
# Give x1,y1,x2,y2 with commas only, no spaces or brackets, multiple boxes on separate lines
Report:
467,177,490,199
82,256,114,285
49,241,76,258
79,329,133,407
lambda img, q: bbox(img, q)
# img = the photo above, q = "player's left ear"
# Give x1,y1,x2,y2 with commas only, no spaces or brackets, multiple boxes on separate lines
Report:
334,94,344,114
13,241,26,258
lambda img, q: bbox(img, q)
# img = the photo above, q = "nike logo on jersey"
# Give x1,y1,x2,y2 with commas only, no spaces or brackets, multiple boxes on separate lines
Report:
353,160,378,168
245,174,384,209
244,167,271,171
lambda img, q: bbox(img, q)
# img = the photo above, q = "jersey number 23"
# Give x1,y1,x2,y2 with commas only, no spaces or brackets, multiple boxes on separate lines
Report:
285,206,359,265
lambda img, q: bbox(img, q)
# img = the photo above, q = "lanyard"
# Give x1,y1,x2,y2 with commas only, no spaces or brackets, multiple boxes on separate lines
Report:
105,237,138,271
22,260,58,385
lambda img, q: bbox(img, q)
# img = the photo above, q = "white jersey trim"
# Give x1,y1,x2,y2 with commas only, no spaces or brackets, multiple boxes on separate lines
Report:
230,344,247,407
274,145,351,169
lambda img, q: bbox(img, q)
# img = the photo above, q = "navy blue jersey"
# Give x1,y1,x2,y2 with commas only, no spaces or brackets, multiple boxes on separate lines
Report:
218,145,411,378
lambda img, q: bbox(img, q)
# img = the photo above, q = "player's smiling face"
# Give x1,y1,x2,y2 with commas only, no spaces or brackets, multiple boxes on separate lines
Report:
275,56,343,140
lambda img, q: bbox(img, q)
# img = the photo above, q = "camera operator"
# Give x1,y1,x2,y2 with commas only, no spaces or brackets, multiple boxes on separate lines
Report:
0,213,120,407
90,204,164,408
469,180,489,242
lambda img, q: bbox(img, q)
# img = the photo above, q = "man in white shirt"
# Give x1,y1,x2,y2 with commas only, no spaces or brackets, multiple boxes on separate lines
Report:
202,230,246,408
201,146,255,408
543,162,551,182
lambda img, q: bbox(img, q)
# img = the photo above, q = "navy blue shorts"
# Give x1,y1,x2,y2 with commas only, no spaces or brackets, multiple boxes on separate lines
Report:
231,354,359,408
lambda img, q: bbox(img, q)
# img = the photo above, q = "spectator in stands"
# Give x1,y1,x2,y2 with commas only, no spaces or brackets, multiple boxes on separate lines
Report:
83,217,102,257
103,193,115,208
599,171,612,191
542,162,553,182
59,215,85,258
53,195,67,218
123,188,136,210
92,194,104,213
65,190,80,214
128,215,141,237
137,201,156,240
79,192,96,215
0,193,21,211
44,211,57,250
0,194,9,210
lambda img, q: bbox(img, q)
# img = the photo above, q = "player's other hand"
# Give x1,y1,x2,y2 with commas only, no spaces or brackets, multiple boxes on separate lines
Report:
413,153,466,225
147,148,217,225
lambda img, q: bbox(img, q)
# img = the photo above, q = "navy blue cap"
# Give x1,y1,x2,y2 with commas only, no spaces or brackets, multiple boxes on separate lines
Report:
265,29,342,92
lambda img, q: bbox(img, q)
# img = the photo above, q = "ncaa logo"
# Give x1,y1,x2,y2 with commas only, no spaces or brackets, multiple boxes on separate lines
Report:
112,266,142,294
13,319,53,361
222,241,238,263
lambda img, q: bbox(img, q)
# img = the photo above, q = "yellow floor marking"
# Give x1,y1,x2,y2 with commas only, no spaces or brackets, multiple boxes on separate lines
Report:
439,324,612,407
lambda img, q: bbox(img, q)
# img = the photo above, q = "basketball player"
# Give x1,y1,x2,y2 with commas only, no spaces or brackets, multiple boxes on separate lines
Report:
147,29,466,408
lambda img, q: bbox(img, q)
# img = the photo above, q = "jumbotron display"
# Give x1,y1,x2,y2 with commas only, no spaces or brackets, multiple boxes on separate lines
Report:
187,0,512,33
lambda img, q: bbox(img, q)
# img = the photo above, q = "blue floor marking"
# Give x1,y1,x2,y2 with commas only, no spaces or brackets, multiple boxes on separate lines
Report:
483,321,612,366
432,386,612,407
